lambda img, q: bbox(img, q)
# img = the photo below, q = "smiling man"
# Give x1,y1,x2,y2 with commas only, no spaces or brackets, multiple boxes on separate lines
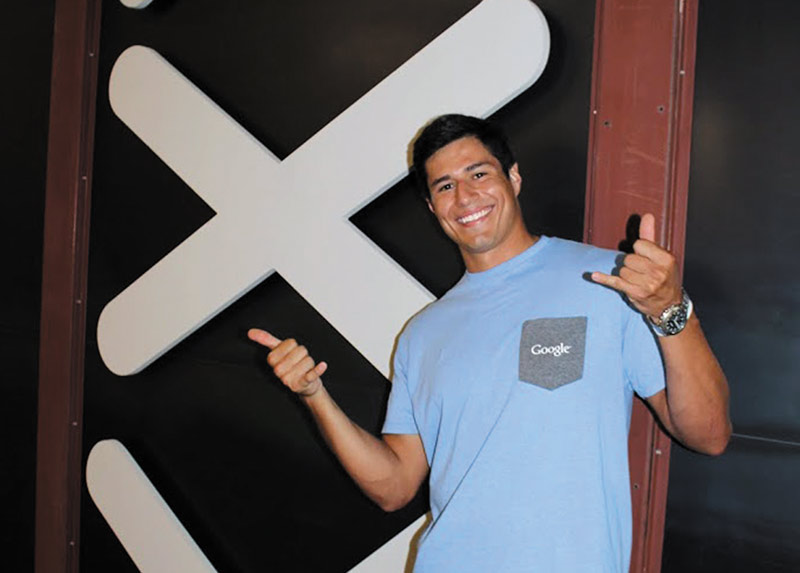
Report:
249,114,731,572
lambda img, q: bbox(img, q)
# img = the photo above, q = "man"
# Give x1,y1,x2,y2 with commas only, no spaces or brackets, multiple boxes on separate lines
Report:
249,114,730,572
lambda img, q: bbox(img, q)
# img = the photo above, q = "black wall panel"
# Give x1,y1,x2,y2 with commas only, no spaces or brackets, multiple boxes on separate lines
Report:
663,1,800,571
82,1,595,571
0,2,55,571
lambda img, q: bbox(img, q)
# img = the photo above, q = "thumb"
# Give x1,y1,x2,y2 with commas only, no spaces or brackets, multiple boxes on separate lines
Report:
247,328,281,349
639,213,657,244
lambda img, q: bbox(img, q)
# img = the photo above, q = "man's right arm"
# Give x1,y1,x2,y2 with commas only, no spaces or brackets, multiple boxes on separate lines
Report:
248,329,428,512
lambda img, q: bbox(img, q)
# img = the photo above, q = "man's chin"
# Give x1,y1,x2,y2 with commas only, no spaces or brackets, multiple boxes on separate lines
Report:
459,238,494,255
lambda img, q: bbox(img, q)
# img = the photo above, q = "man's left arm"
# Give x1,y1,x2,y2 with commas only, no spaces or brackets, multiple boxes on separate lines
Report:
591,214,732,455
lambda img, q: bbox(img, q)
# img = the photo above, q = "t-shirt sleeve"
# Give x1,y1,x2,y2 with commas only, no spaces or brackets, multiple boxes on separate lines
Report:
622,305,666,398
382,333,419,435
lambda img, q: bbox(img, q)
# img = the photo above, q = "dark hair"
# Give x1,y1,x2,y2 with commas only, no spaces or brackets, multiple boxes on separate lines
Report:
411,114,515,199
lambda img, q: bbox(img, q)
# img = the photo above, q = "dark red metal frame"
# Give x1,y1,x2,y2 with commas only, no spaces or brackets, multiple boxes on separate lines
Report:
35,0,699,570
35,0,102,572
584,0,699,570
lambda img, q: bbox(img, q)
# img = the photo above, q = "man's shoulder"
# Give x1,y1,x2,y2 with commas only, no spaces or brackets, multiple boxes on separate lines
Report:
401,293,455,335
397,278,471,346
536,236,621,277
547,236,620,262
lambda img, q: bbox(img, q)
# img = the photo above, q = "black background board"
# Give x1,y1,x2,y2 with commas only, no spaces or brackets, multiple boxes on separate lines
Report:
81,1,594,571
0,2,55,571
662,1,800,571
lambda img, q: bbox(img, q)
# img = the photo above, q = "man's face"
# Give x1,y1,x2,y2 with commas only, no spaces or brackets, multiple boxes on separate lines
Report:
425,136,529,272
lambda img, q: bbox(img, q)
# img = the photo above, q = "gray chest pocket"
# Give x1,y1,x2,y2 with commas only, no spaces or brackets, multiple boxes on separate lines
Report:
518,317,587,390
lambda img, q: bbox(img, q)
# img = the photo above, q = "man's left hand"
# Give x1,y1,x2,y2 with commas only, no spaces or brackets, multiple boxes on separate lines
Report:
591,213,682,320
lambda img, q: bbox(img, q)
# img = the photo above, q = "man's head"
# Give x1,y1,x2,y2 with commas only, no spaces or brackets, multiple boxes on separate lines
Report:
411,115,534,273
412,114,516,200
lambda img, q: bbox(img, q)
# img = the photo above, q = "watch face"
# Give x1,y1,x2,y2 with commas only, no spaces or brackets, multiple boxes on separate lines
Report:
663,306,688,334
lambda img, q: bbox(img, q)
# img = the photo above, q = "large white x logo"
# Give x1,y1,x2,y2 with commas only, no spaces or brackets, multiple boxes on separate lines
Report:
97,0,549,378
89,1,549,571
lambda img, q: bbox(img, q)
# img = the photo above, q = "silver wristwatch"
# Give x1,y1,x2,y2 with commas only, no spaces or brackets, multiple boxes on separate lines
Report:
649,289,693,337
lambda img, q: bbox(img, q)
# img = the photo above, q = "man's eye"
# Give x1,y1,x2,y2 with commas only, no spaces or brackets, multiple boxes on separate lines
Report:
474,172,486,179
438,183,453,192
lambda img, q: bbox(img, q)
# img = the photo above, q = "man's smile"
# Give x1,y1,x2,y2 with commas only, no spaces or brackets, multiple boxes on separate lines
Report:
456,205,494,225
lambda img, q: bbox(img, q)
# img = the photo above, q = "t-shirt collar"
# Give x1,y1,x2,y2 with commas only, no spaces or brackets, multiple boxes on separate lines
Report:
460,235,550,287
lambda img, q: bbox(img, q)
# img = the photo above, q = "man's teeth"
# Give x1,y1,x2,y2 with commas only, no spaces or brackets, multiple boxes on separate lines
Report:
458,207,492,224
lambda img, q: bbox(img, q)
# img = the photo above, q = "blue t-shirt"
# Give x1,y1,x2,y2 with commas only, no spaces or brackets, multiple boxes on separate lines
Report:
383,236,665,572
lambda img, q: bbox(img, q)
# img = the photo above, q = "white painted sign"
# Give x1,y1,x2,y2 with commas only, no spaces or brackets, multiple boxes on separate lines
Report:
87,440,217,572
120,0,154,9
97,0,549,378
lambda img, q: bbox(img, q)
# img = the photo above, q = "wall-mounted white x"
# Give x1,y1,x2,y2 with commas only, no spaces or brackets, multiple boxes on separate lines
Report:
97,0,549,378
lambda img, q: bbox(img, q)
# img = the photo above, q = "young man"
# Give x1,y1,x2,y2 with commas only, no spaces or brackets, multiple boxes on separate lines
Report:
249,115,730,572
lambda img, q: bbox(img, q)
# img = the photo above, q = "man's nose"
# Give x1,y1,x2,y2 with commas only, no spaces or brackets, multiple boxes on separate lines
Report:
455,179,478,204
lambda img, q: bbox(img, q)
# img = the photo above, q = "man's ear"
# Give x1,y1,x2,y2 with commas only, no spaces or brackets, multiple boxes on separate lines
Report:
509,163,522,196
426,197,435,213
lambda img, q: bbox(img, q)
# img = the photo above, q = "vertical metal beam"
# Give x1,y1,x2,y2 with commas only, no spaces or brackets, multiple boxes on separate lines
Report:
584,0,699,571
35,0,102,571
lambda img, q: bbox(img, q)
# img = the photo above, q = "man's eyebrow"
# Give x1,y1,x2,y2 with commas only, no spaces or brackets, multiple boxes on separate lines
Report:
429,161,492,188
464,161,491,172
429,173,452,188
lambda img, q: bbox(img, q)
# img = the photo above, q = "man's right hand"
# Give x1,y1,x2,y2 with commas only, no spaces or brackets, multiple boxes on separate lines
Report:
248,329,428,511
248,329,328,398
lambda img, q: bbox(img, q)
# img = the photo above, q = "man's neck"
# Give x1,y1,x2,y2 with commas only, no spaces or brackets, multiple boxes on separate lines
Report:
462,232,539,273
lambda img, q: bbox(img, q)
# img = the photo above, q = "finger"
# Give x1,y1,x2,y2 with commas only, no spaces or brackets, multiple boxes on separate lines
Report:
248,328,281,350
591,271,656,316
632,238,676,270
307,361,327,380
266,338,299,367
616,268,658,302
299,364,326,397
272,344,309,377
621,253,653,274
281,355,317,388
590,271,614,287
618,266,642,284
639,213,657,244
590,271,634,296
288,358,325,388
298,362,327,397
